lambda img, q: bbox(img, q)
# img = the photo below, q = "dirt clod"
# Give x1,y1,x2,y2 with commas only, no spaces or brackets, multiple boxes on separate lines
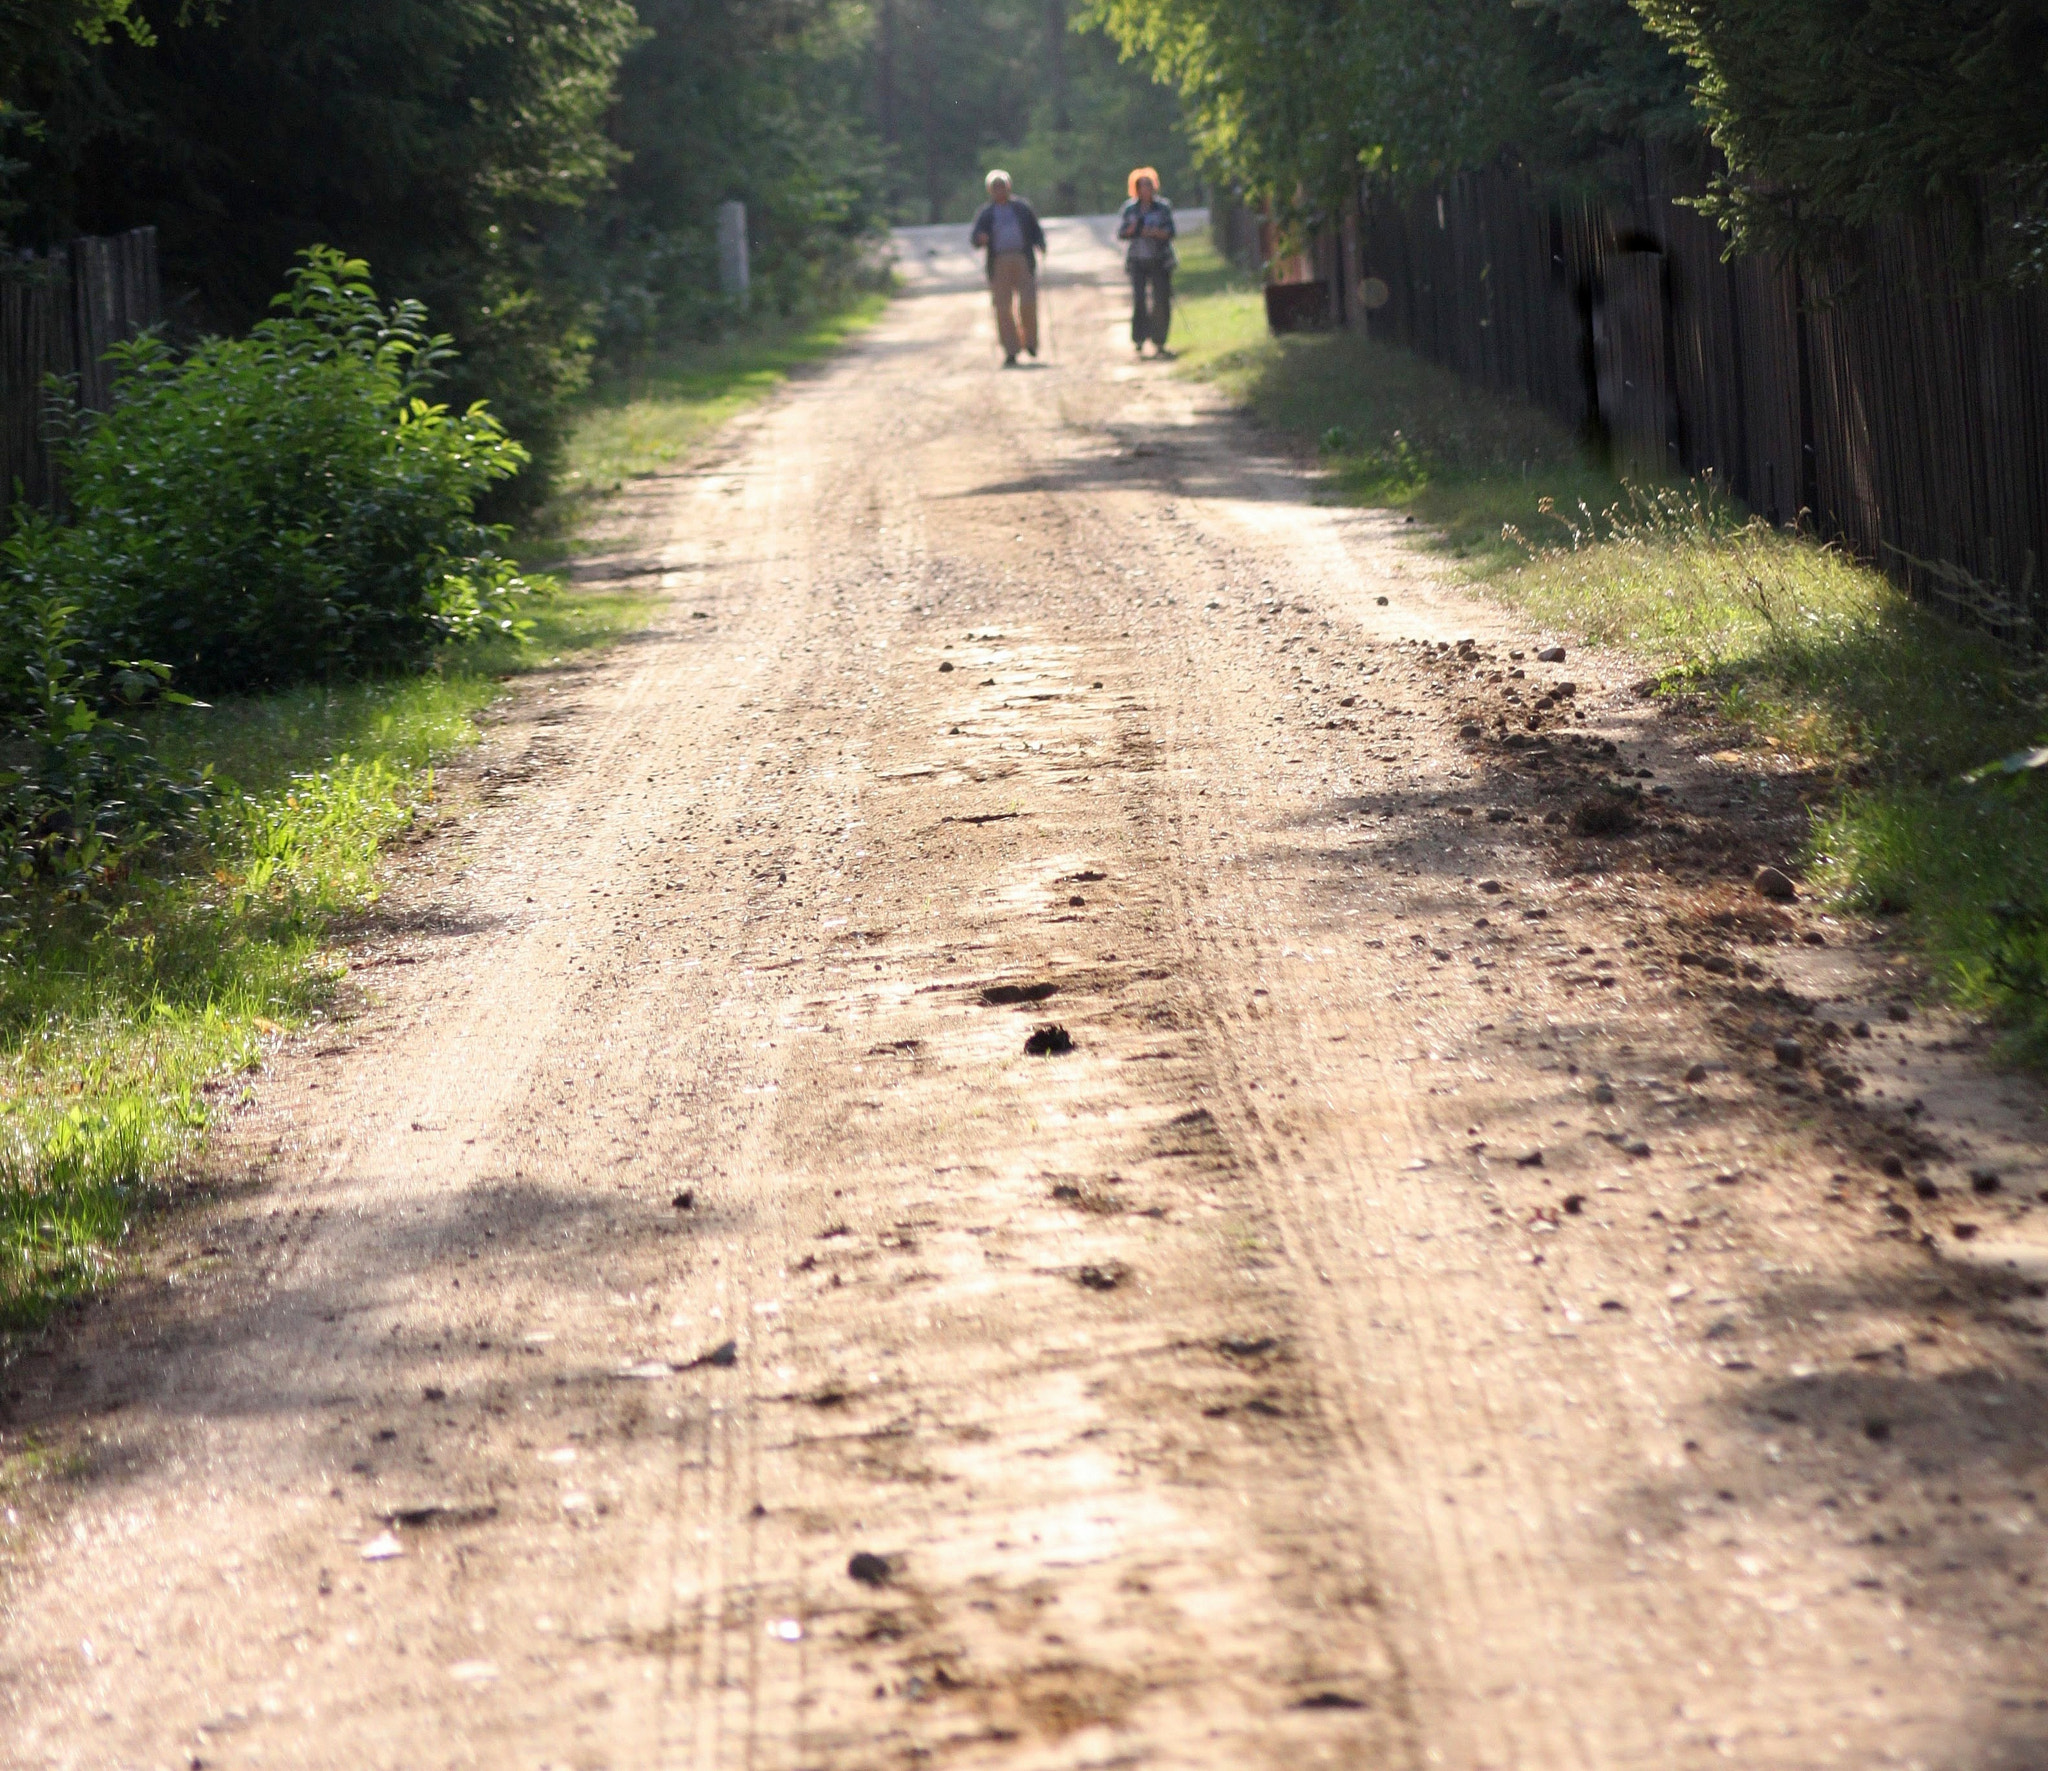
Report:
983,981,1058,1006
1570,796,1635,838
1024,1024,1075,1056
377,1503,497,1530
1754,866,1798,902
847,1552,894,1586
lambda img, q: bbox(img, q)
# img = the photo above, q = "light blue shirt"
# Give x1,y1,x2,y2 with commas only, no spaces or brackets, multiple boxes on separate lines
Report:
989,202,1026,255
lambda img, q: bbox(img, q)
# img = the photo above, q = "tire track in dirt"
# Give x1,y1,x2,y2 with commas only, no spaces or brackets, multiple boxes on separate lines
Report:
2,218,2044,1771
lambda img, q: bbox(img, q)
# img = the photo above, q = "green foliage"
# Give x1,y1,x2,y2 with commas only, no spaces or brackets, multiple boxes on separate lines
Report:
14,0,639,498
1171,234,1591,516
947,16,1195,219
867,0,1043,223
1509,485,2048,1052
0,583,650,1324
863,0,1194,225
0,1090,196,1322
0,595,208,910
4,250,538,696
1984,891,2048,1050
593,0,890,355
1080,0,1689,210
1080,0,1366,210
1083,0,2047,272
1519,0,1696,148
11,0,909,490
1631,0,2048,271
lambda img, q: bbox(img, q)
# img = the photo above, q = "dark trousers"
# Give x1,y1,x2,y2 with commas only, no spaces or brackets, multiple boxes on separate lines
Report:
1130,263,1172,347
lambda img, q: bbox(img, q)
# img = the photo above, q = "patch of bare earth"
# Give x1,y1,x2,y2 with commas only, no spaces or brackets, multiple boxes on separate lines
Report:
2,217,2044,1771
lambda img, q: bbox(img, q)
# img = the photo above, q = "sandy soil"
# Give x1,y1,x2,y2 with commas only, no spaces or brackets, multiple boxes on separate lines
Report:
5,215,2048,1771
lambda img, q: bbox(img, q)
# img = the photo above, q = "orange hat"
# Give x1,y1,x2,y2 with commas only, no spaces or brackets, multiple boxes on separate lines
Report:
1127,166,1161,198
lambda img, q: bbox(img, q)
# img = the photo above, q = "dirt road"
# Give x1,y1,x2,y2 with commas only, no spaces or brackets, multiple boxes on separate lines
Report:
6,216,2048,1771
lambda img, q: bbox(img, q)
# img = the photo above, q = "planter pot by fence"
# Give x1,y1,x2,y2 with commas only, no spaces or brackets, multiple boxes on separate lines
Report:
1266,281,1332,334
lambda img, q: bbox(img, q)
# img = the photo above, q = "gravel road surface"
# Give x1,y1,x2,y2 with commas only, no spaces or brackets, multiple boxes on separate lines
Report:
5,215,2047,1771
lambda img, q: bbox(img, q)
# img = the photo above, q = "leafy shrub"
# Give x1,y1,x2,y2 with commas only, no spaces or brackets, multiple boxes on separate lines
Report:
0,595,208,916
3,248,539,697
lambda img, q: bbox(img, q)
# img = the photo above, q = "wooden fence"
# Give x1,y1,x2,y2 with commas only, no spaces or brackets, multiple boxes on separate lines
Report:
1,228,162,510
1327,153,2048,642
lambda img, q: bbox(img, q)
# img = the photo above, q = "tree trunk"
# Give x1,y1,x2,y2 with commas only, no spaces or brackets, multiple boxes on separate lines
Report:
915,0,943,224
877,0,897,146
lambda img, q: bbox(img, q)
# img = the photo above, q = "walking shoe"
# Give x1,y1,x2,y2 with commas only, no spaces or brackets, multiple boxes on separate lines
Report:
1003,352,1019,367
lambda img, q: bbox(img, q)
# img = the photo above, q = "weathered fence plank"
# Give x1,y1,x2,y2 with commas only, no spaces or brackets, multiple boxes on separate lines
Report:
1350,155,2048,642
1,227,162,512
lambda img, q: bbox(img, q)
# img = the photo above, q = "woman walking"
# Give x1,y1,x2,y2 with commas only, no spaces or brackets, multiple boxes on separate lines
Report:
1117,168,1177,357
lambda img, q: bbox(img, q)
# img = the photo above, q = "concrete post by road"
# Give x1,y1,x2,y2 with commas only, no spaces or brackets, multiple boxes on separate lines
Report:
717,200,750,308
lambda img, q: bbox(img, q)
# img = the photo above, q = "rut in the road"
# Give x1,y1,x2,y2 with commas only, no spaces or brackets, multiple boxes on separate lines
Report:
3,216,2045,1771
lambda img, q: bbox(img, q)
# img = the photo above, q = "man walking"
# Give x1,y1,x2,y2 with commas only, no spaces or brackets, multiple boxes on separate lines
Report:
969,170,1047,367
1117,167,1177,357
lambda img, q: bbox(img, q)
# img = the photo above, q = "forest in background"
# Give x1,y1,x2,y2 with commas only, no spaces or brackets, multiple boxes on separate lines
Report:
1,0,1193,504
1084,0,2048,280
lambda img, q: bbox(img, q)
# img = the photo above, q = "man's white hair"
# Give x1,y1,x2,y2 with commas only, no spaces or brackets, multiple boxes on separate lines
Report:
985,169,1013,190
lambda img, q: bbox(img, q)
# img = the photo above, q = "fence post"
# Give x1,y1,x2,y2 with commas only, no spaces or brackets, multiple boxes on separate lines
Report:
717,201,750,309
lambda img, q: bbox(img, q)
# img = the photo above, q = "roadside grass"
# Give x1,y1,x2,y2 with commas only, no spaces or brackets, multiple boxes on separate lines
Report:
0,586,652,1326
1,286,894,1325
1173,246,2048,1056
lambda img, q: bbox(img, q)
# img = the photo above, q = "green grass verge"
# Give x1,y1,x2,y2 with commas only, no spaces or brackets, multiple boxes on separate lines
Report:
0,586,653,1326
1173,241,2048,1057
1,289,891,1324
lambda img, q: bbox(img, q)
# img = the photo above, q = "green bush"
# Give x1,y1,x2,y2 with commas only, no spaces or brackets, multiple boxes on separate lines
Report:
0,595,208,915
4,248,540,698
